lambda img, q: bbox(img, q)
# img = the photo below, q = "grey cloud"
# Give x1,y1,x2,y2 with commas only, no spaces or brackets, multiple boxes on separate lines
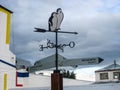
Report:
1,0,120,65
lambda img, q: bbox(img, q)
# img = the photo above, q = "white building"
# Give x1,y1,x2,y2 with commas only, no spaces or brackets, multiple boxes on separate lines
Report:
95,61,120,83
0,5,16,90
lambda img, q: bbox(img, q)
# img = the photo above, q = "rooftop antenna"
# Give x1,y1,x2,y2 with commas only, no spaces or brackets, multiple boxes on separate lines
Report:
114,60,117,69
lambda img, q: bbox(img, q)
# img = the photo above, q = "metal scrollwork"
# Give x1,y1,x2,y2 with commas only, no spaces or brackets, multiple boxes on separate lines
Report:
58,41,75,52
39,39,75,52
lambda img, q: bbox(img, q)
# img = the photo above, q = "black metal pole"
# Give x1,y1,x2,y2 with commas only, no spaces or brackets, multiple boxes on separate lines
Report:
55,30,58,71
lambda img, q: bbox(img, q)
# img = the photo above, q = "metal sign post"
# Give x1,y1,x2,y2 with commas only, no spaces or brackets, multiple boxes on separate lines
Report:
55,31,58,71
34,8,78,90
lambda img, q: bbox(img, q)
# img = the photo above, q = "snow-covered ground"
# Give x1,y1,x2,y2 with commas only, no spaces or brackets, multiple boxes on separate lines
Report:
9,83,120,90
9,74,120,90
64,83,120,90
35,66,102,81
9,73,92,90
19,73,92,87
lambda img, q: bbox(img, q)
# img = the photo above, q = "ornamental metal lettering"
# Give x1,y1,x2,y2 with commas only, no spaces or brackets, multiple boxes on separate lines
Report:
39,39,75,52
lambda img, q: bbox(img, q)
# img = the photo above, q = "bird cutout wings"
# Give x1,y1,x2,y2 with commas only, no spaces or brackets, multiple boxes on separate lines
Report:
56,8,64,30
48,8,64,31
48,12,58,31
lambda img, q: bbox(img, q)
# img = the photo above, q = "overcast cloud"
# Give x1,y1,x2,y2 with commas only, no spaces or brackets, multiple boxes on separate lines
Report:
1,0,120,66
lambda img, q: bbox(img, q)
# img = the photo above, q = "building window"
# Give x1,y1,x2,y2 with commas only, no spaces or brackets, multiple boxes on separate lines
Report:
113,72,120,80
100,73,108,80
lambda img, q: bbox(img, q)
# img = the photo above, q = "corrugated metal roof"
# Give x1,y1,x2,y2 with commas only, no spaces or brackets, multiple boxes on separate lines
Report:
95,63,120,72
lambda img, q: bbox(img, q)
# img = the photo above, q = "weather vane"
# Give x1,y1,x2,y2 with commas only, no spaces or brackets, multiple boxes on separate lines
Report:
34,8,78,71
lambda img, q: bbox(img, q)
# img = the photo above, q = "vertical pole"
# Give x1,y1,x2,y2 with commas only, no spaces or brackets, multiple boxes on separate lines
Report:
4,73,7,90
55,31,58,71
51,30,63,90
51,71,63,90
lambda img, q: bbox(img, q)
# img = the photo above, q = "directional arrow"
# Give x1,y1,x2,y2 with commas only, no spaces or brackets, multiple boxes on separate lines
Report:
62,57,104,67
29,55,104,72
34,28,78,34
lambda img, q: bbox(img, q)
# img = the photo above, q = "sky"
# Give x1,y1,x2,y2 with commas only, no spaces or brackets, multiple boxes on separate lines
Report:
1,0,120,78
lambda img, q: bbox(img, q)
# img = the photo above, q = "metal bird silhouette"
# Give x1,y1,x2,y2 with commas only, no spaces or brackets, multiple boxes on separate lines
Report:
48,8,64,31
